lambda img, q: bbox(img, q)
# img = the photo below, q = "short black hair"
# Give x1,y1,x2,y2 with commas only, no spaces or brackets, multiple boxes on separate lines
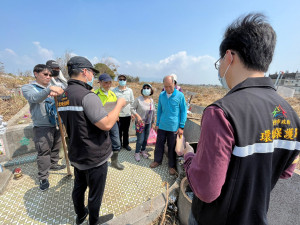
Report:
219,13,276,72
33,64,50,73
141,85,154,96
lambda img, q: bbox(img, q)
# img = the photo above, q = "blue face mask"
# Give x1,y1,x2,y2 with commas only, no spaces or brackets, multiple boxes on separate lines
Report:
218,71,229,89
142,89,151,96
218,56,232,89
87,76,94,87
119,80,126,86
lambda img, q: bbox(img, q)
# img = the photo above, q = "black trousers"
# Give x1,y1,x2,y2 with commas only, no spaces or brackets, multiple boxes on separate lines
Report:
118,116,131,147
72,162,108,225
154,129,177,168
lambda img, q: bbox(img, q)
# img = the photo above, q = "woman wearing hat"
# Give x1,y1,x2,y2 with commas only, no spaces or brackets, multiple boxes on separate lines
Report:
131,84,156,162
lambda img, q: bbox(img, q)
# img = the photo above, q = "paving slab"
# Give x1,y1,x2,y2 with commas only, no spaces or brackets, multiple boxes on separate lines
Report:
0,143,176,225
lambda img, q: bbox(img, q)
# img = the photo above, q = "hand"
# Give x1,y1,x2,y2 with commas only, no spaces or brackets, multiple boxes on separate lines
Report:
117,98,126,107
152,123,156,129
183,142,194,155
136,115,142,123
49,86,64,96
131,114,135,121
175,128,184,136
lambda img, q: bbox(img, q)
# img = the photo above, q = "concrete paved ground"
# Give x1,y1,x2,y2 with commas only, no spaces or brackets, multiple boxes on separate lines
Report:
0,143,176,225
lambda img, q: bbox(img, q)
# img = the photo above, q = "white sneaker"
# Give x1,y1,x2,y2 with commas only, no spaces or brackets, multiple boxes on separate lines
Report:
135,153,141,162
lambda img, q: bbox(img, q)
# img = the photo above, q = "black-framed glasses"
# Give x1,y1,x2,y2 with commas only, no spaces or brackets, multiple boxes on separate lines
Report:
119,79,126,81
214,52,235,70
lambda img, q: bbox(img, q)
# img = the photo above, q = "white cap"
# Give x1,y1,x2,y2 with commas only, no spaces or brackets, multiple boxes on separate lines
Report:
170,73,177,82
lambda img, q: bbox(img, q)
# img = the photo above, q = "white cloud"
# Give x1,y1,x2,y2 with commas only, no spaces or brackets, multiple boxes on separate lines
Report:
90,56,100,65
5,48,16,56
118,51,219,85
0,42,55,74
33,41,54,60
100,57,120,67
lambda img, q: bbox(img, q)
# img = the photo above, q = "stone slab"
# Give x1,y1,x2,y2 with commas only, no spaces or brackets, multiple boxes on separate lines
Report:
183,119,201,143
190,104,205,114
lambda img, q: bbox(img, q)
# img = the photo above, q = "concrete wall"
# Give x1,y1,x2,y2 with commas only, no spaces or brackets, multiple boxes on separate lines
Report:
0,124,35,163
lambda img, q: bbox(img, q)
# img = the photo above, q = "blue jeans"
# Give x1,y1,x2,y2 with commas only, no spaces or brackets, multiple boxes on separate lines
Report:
135,123,151,153
188,211,198,225
109,123,121,151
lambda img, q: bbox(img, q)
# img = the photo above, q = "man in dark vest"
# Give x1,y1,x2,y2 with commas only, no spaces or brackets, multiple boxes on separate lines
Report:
58,56,126,225
182,13,300,225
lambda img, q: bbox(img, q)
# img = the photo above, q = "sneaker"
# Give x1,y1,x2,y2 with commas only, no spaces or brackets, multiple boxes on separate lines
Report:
141,151,148,159
150,161,161,168
50,164,66,171
124,145,132,151
76,207,88,224
39,179,49,191
135,153,141,162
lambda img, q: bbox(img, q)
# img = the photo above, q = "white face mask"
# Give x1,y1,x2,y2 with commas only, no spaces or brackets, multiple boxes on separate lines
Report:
142,89,151,96
218,54,233,89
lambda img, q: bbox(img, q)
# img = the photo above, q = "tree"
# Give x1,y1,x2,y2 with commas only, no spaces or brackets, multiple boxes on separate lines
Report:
123,74,140,82
56,50,73,79
94,63,116,80
0,62,4,74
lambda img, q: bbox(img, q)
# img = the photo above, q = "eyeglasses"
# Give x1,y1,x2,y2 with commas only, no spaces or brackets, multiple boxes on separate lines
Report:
119,79,126,81
42,73,51,77
214,56,223,70
87,69,96,76
214,52,235,70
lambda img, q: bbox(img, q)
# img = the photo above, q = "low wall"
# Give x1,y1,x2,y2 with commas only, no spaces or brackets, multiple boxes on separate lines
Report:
0,124,35,163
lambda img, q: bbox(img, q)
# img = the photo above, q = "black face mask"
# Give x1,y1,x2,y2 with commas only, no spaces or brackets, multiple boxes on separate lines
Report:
51,70,59,77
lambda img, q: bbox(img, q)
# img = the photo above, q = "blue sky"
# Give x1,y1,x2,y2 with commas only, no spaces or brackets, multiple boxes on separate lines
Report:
0,0,299,84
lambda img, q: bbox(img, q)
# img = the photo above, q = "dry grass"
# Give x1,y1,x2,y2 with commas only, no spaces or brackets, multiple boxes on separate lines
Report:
0,74,34,121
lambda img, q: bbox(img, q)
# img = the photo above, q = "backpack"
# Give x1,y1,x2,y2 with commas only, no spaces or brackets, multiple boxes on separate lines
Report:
32,84,59,127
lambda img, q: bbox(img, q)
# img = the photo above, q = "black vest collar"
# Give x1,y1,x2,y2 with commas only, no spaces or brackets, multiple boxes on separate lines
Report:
227,77,276,96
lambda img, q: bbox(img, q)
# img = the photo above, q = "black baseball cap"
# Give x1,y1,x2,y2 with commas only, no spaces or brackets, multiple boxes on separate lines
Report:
118,74,127,80
46,60,60,69
99,73,112,82
67,56,99,75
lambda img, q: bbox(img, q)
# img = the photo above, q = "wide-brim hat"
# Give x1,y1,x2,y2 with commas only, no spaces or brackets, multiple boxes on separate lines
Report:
142,83,152,89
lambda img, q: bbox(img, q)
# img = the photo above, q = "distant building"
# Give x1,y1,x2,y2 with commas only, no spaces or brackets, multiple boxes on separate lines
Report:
269,72,300,94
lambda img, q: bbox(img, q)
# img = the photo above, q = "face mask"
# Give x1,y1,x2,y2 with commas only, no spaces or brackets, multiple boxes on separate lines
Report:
119,80,126,86
142,89,151,96
218,55,232,89
87,76,94,87
51,70,59,77
218,71,229,89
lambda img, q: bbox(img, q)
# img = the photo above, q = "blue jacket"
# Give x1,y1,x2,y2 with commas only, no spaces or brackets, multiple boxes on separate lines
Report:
156,89,187,132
